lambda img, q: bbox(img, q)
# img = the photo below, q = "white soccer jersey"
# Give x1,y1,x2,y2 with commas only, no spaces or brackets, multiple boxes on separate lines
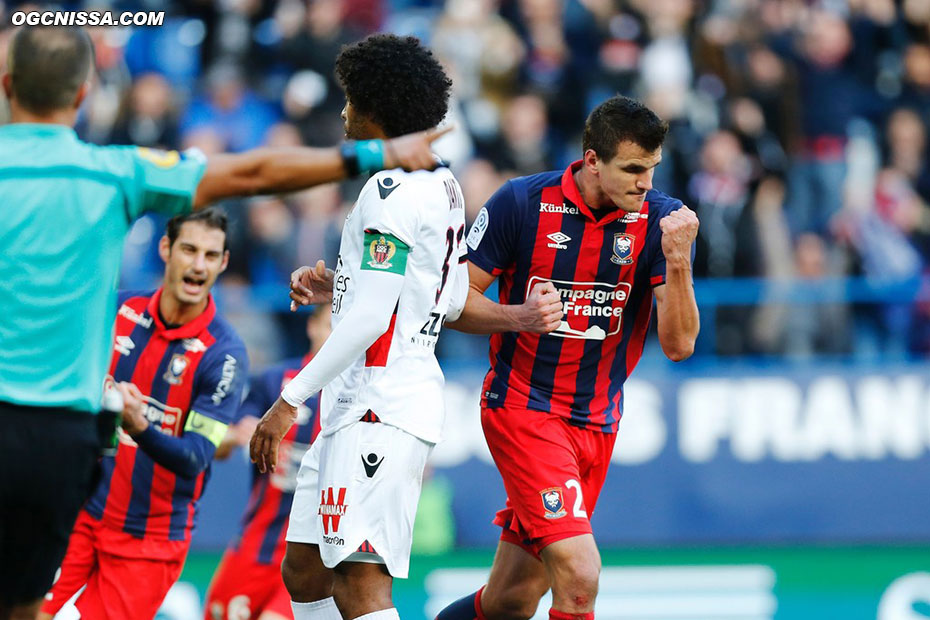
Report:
321,165,466,443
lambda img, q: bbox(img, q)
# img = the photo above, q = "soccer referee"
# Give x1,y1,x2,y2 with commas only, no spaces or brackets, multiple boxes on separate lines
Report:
0,26,446,620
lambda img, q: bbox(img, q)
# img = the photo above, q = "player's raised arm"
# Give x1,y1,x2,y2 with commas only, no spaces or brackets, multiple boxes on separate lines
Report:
653,205,700,361
192,126,452,209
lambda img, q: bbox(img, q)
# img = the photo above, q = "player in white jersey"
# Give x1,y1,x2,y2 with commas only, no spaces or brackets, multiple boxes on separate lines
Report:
250,34,462,620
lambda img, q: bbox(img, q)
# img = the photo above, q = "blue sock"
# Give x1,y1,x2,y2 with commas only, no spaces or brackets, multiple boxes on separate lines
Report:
436,588,484,620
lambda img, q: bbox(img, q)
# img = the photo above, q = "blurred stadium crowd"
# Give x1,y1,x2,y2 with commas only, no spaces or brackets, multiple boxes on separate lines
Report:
2,0,930,363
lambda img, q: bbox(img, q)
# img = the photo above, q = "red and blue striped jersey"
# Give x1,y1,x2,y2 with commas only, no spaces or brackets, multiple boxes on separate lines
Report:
231,356,321,566
466,161,687,433
84,288,248,558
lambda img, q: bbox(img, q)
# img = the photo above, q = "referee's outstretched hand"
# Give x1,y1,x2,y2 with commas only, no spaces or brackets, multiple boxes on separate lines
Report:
250,396,298,474
383,125,453,172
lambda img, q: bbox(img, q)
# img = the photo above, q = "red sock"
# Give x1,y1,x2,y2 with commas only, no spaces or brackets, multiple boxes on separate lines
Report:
549,609,594,620
475,585,487,620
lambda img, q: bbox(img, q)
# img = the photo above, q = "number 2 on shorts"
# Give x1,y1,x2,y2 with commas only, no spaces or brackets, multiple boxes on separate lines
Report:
565,478,587,518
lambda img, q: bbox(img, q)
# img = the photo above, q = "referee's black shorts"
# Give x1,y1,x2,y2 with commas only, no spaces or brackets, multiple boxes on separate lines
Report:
0,401,100,607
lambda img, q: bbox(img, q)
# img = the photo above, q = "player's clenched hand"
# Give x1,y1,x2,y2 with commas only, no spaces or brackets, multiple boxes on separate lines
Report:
659,205,699,264
250,397,299,474
518,281,564,333
116,381,149,436
289,260,334,311
383,125,453,172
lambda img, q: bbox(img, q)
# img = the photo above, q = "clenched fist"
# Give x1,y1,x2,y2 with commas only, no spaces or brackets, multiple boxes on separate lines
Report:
115,381,149,437
659,205,699,264
518,281,564,334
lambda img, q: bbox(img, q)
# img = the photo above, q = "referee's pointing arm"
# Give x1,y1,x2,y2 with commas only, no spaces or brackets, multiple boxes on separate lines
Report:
191,125,452,209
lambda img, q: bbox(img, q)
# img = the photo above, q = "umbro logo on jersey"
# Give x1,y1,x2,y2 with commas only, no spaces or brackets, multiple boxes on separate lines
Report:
546,231,571,250
115,335,135,356
377,177,400,200
362,452,384,477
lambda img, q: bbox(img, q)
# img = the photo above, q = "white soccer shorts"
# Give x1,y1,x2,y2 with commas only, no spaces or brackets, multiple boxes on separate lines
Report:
285,419,433,578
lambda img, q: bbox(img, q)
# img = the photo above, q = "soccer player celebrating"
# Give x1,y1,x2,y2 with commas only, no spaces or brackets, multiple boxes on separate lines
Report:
39,209,248,619
204,307,331,620
434,96,701,620
0,26,448,619
249,34,467,620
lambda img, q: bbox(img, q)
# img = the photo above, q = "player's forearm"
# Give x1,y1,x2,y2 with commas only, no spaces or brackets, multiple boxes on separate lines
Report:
446,286,525,334
252,146,351,194
133,426,215,479
282,272,403,405
656,260,699,362
195,147,347,208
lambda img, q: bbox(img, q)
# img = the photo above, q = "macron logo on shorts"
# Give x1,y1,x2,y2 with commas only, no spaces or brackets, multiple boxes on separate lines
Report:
362,452,384,478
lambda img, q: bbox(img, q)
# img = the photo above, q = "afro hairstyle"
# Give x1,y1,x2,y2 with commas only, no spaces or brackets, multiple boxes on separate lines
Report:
335,34,452,138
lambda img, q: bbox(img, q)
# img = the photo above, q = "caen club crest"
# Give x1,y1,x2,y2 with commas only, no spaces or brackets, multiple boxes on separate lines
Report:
367,235,396,270
541,487,567,519
611,233,635,265
163,353,189,385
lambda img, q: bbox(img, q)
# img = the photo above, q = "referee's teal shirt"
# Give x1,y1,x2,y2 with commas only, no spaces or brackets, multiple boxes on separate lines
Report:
0,123,207,413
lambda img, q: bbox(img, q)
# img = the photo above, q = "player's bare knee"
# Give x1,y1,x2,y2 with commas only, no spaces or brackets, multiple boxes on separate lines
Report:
550,559,600,607
546,548,600,602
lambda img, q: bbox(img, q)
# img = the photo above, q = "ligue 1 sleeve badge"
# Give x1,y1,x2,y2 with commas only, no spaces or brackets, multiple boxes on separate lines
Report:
367,235,397,270
611,233,635,265
541,487,567,519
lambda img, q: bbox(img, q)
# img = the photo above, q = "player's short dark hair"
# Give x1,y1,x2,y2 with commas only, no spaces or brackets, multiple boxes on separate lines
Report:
583,96,669,162
166,208,229,252
335,34,452,138
7,26,95,114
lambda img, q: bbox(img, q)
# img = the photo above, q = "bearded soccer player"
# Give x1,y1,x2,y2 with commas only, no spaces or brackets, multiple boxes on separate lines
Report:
39,209,248,620
249,34,467,620
205,307,331,620
434,96,701,620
